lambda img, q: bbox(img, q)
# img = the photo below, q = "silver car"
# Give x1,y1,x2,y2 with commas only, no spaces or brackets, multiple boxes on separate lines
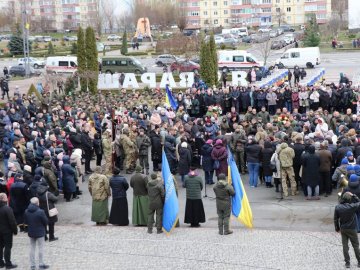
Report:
155,54,179,66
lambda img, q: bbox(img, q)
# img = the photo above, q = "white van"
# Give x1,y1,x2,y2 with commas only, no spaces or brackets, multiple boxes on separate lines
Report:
45,56,78,74
276,47,320,68
218,50,263,72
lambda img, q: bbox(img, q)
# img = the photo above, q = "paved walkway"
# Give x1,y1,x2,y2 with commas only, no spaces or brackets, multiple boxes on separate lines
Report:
11,225,347,270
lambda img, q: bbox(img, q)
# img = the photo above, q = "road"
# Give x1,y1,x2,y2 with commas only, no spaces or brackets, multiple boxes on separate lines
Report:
0,49,358,86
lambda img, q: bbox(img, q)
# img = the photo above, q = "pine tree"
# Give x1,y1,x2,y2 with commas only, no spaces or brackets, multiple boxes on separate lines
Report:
8,23,25,56
209,32,218,86
121,31,128,55
85,27,98,94
71,42,78,54
77,27,87,92
303,14,320,47
47,41,55,56
200,39,214,86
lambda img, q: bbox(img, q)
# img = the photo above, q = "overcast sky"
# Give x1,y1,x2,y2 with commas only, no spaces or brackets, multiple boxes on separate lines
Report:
113,0,133,15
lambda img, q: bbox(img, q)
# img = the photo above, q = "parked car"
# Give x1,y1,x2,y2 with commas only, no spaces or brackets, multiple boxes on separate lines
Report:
190,57,200,64
279,25,295,32
43,36,52,42
251,34,270,43
242,35,252,43
18,57,45,69
170,60,200,73
107,34,121,41
271,40,286,50
273,27,284,36
283,34,295,45
28,36,36,42
258,27,272,33
269,30,279,38
63,36,77,41
155,54,179,66
9,66,40,77
214,36,225,45
221,37,239,47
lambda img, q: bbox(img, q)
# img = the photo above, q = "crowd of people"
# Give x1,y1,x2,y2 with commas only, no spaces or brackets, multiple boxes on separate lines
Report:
0,72,360,268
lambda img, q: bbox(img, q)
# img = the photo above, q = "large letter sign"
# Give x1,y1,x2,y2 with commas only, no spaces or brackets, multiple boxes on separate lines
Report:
232,71,248,87
141,73,156,88
178,72,194,88
123,73,139,89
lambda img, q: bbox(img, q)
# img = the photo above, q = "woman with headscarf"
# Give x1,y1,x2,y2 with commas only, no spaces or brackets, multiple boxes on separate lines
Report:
211,139,228,178
178,142,192,188
184,168,205,227
302,145,320,200
109,167,129,226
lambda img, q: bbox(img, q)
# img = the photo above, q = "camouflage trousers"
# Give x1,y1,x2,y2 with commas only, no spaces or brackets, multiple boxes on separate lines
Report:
217,208,231,234
281,167,297,196
125,151,137,171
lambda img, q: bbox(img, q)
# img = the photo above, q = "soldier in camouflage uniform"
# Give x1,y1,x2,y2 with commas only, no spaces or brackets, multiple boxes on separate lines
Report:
120,128,138,174
213,173,235,235
230,125,247,174
136,127,151,175
102,129,113,176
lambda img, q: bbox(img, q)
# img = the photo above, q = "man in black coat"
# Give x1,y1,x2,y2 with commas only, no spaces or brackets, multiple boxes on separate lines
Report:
149,126,162,172
292,136,305,192
335,192,360,268
81,126,93,174
0,193,18,269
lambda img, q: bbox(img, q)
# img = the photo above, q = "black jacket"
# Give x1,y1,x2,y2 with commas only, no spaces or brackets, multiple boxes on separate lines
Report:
110,175,129,199
245,143,262,163
0,201,18,235
24,203,48,238
37,183,58,223
81,131,93,152
334,197,360,231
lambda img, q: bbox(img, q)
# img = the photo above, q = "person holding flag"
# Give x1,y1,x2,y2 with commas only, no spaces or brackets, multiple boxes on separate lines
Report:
165,85,178,111
213,173,235,235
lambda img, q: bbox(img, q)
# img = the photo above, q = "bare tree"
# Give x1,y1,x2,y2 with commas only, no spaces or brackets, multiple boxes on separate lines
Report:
332,0,347,27
274,8,286,27
176,8,187,32
156,33,200,58
327,16,341,37
0,3,16,32
255,38,273,66
40,17,55,33
101,0,116,33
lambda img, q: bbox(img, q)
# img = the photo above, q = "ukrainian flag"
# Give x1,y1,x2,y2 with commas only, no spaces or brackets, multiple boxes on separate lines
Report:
162,151,179,234
227,148,253,228
165,85,178,110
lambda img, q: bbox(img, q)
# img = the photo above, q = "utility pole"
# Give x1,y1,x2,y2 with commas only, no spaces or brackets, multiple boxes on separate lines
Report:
21,0,30,77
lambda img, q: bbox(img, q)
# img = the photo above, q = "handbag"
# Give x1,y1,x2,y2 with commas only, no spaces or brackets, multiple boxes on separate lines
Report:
46,192,59,217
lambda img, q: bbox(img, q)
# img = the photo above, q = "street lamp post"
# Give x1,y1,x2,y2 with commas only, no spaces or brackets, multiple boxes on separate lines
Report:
21,0,30,77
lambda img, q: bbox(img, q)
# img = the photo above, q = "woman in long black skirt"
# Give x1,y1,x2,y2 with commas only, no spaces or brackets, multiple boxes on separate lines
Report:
109,167,129,226
184,169,206,227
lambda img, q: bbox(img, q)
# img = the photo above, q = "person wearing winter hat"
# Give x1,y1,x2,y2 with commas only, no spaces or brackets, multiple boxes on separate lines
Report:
184,168,205,228
201,139,215,185
178,142,192,187
346,151,356,165
147,173,164,234
213,173,235,235
334,191,360,268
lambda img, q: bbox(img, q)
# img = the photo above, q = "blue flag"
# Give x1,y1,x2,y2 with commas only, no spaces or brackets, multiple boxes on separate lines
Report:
162,151,179,234
227,148,253,228
165,85,178,110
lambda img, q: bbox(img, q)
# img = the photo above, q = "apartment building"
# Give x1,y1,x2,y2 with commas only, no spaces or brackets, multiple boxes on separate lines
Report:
0,0,98,32
273,0,332,26
199,0,231,29
180,0,332,29
179,0,201,28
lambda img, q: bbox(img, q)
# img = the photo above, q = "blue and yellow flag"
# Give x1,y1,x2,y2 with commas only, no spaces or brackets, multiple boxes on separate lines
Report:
227,148,253,228
162,151,179,234
165,85,178,110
